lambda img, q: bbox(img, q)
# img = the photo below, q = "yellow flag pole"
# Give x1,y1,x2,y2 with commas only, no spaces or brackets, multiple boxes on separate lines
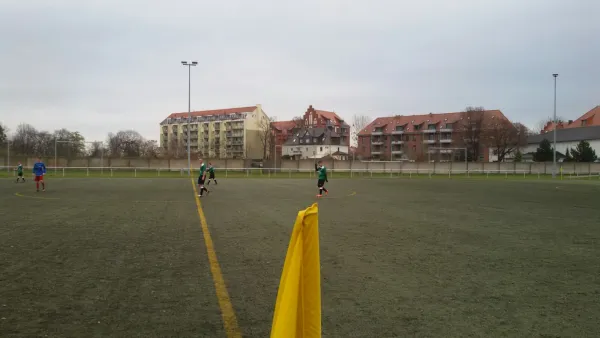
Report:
271,203,321,338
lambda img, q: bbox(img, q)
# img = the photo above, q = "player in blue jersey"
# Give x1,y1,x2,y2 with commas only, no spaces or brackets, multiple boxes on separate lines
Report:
32,157,47,192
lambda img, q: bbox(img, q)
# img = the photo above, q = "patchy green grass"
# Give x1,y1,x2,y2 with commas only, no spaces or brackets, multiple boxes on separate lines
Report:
1,177,599,337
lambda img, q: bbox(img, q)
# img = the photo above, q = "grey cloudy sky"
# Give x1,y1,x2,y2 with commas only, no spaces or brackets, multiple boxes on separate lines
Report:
1,0,598,142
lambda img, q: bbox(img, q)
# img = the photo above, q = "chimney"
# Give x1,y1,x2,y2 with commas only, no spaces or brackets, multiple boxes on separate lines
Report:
568,120,573,125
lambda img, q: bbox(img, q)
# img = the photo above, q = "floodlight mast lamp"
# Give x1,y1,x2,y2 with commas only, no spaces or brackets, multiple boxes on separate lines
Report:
552,73,558,178
181,61,198,175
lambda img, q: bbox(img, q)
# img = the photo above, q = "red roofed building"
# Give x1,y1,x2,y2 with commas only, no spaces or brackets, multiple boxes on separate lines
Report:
270,120,297,158
542,106,600,133
302,105,351,145
357,109,510,162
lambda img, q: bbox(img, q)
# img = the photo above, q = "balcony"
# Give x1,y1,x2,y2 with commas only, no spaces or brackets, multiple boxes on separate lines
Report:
423,139,436,144
391,130,404,135
422,129,437,133
371,140,384,145
371,151,382,155
439,138,452,143
440,128,453,133
391,140,404,145
371,131,384,136
439,149,453,154
391,150,403,155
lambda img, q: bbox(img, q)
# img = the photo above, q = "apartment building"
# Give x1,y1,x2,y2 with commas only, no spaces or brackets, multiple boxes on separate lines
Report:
357,110,509,161
159,104,270,159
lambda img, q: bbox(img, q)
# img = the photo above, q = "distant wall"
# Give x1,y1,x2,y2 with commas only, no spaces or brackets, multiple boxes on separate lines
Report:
3,157,600,174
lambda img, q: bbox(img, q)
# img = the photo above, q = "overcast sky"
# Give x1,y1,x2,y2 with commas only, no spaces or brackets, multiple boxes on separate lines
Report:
1,0,598,142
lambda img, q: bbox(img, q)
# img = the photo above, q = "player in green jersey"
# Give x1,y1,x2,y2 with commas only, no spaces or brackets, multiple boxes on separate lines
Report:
16,162,25,183
206,162,217,185
197,159,210,197
315,160,329,197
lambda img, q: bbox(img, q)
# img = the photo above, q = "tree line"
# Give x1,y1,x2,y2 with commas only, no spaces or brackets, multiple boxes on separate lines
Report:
0,123,164,159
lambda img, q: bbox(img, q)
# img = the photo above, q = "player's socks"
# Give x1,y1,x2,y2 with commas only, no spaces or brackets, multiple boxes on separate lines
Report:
207,180,210,186
319,188,323,195
214,180,217,185
36,182,39,190
323,188,328,195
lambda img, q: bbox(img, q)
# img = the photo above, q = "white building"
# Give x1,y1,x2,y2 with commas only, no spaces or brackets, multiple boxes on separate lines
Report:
282,127,349,159
524,125,600,157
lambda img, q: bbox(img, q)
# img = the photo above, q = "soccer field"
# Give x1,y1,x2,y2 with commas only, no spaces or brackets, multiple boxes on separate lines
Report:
1,177,599,337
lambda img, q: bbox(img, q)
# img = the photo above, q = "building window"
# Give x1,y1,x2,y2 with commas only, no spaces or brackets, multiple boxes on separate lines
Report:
320,146,323,152
412,135,416,141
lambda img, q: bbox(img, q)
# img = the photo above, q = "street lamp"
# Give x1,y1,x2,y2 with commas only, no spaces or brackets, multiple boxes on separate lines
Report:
181,61,198,175
552,73,558,178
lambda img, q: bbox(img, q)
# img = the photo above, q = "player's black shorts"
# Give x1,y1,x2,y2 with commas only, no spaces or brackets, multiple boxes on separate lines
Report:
209,173,215,179
317,179,325,187
17,172,23,177
198,176,205,185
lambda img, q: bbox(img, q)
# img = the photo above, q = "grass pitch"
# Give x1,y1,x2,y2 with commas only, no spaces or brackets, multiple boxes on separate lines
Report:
1,176,599,337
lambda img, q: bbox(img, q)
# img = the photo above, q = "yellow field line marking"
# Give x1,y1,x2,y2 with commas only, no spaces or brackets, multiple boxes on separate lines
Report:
348,191,357,196
14,192,60,200
190,178,242,338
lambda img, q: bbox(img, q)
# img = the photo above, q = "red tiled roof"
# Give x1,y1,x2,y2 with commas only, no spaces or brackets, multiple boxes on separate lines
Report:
168,106,257,119
357,110,507,136
271,120,296,131
315,110,344,123
543,106,600,133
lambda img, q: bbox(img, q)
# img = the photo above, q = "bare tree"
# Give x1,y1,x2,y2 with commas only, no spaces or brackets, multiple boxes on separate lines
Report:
140,140,159,159
258,116,275,159
351,114,372,147
291,116,305,131
88,141,107,157
484,119,528,162
106,130,145,157
536,116,566,133
11,123,39,155
455,106,487,161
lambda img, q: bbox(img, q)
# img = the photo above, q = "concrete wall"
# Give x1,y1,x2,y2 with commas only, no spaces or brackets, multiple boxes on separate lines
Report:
4,156,600,174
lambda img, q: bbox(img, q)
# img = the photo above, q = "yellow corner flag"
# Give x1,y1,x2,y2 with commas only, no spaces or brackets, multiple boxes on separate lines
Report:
271,203,321,338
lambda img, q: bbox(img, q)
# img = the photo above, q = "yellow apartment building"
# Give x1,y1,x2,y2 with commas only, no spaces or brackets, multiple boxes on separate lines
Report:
159,104,269,159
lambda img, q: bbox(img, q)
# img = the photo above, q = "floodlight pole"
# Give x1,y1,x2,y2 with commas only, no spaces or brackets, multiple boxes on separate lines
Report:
6,138,9,172
181,60,198,175
552,73,558,178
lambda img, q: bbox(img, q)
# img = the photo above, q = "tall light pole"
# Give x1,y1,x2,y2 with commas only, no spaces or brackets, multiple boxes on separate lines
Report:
181,61,198,175
6,136,10,173
552,73,558,178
